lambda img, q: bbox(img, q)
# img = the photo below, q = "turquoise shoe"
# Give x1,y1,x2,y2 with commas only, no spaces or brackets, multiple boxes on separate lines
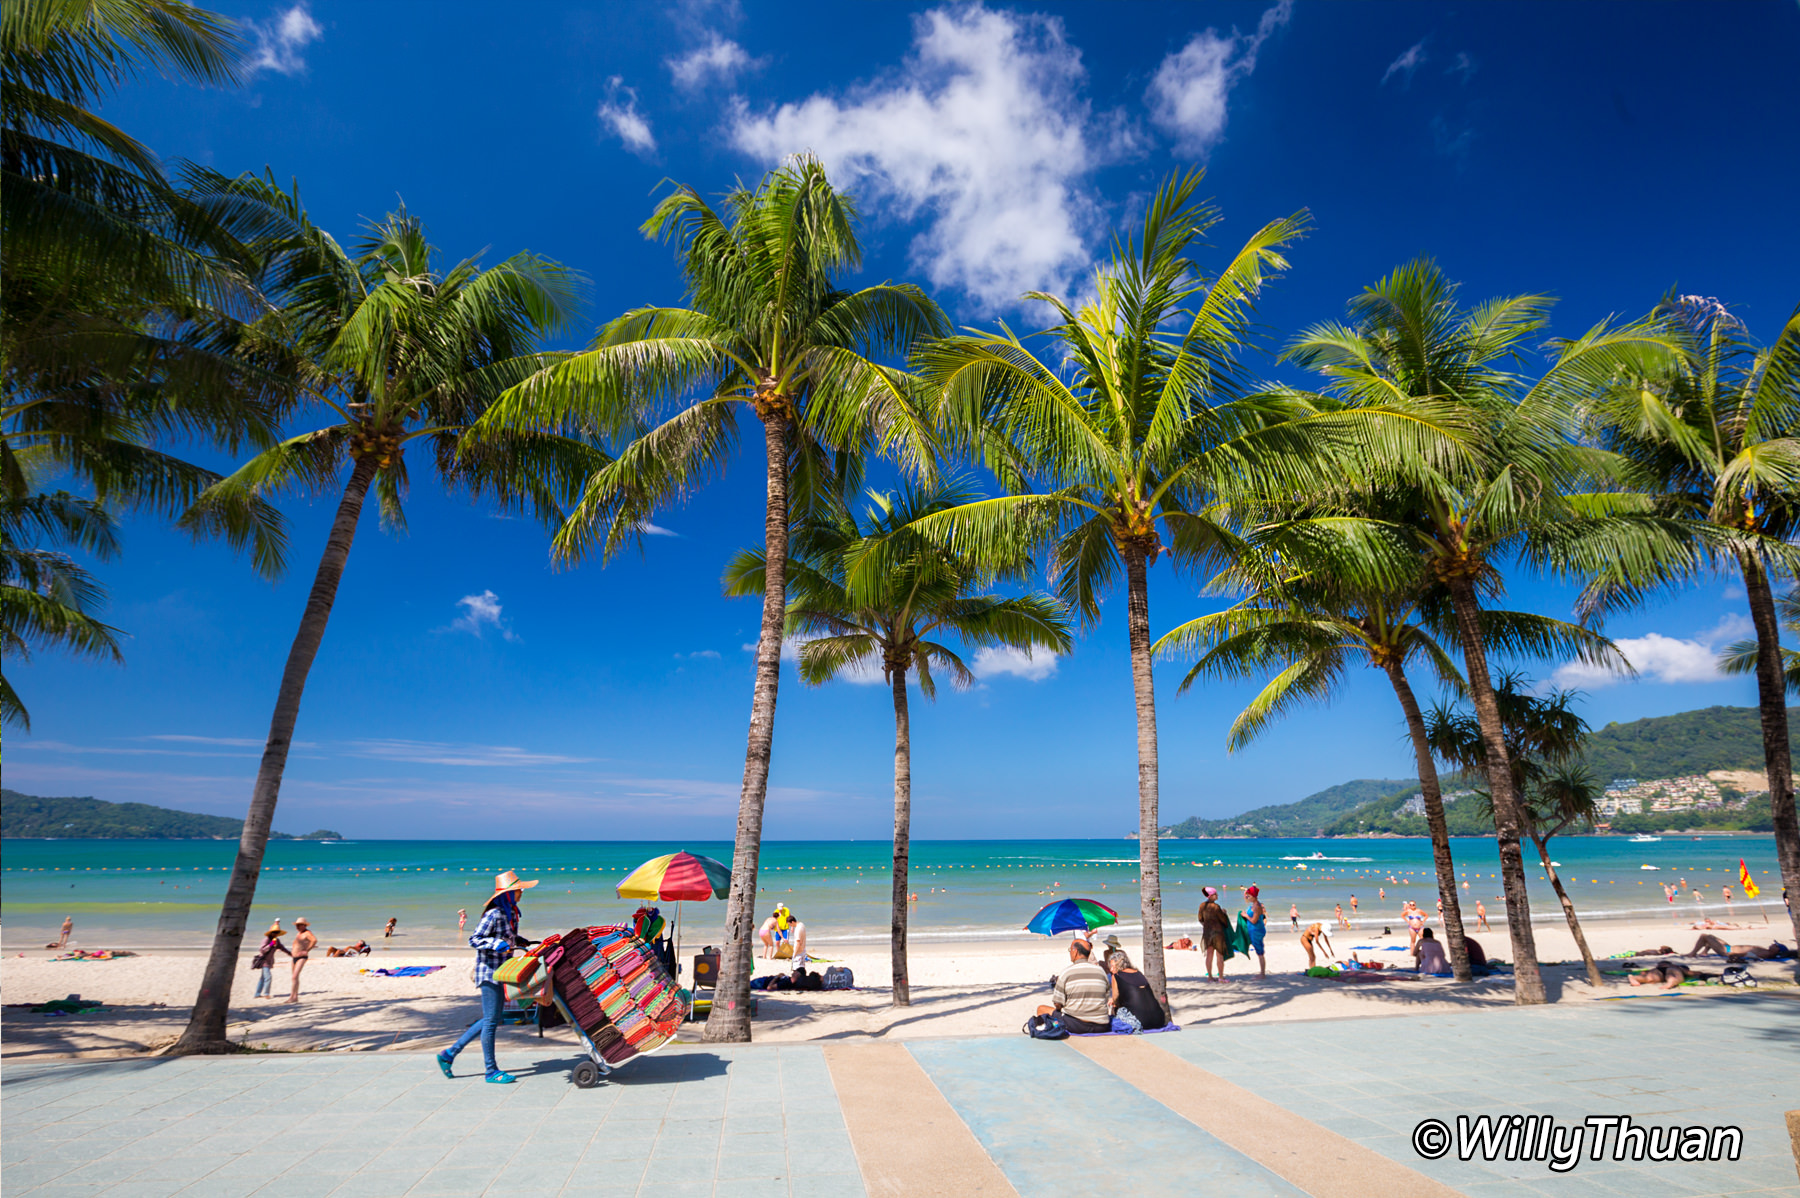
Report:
485,1070,516,1084
435,1052,454,1079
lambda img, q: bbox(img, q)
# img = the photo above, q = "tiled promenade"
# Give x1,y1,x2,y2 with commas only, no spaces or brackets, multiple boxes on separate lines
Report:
3,995,1796,1197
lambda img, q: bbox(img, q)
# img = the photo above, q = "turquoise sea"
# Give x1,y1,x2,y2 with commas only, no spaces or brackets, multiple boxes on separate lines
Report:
1,836,1785,951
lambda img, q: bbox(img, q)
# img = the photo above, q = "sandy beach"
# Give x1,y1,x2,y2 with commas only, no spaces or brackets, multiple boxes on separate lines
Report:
5,913,1793,1062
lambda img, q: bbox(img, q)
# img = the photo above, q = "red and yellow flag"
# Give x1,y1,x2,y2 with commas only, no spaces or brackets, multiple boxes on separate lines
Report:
1738,859,1760,899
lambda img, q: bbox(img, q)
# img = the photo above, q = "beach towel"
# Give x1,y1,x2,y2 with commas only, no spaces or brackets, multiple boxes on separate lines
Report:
365,965,443,978
7,999,105,1015
1067,1022,1181,1038
53,949,136,961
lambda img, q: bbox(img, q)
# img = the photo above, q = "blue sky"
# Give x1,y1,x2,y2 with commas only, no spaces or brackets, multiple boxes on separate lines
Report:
10,1,1799,839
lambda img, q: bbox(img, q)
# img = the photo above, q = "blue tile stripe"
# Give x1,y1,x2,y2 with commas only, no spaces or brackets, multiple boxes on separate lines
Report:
905,1037,1306,1198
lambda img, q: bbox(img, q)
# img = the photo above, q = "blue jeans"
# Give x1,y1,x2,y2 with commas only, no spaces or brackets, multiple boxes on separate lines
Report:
254,966,274,998
446,982,504,1075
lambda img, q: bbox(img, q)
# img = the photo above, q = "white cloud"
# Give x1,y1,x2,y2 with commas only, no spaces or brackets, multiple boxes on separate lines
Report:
448,590,518,641
971,644,1058,682
730,6,1120,311
1445,51,1477,83
1549,614,1754,689
675,649,722,660
244,3,322,77
1381,39,1427,86
1144,0,1291,157
599,77,656,153
669,36,757,89
347,740,592,768
641,522,680,537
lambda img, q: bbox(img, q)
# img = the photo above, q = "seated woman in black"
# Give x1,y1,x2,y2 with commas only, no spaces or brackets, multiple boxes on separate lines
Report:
1104,949,1168,1030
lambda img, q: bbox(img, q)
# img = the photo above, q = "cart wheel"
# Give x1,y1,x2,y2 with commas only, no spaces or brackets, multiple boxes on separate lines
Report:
571,1060,601,1089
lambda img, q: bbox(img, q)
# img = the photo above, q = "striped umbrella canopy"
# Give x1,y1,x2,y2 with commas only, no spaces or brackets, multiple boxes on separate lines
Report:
617,851,731,902
1024,897,1119,937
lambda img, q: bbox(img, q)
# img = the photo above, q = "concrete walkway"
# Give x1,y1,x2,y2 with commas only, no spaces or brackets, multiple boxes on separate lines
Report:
3,997,1796,1198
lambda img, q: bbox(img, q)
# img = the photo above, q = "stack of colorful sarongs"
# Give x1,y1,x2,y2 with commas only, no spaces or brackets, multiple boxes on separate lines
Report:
544,924,689,1065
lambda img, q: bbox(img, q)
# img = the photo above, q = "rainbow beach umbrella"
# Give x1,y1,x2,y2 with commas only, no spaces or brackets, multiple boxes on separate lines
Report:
617,851,731,984
1025,897,1118,937
617,851,731,902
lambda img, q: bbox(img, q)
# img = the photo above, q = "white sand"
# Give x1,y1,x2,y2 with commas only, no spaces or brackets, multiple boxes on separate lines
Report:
3,914,1792,1061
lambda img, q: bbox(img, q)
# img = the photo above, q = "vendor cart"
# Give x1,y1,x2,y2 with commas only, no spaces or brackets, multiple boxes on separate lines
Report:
506,923,691,1088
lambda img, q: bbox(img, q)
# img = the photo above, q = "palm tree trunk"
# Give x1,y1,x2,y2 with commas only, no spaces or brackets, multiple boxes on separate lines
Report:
1442,575,1546,1004
1380,661,1472,982
1123,546,1168,1012
1530,830,1602,987
168,455,378,1054
890,665,912,1007
703,416,790,1043
1741,552,1800,950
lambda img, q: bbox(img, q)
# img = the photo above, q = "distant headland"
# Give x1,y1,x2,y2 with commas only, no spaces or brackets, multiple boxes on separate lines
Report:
0,789,340,840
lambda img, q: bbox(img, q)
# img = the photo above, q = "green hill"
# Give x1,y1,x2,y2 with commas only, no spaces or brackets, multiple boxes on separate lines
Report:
1324,780,1495,837
1581,705,1796,782
1162,705,1794,838
0,790,340,840
1161,778,1412,838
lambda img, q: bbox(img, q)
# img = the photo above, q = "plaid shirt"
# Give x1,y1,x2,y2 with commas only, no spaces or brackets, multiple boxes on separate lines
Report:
468,899,520,987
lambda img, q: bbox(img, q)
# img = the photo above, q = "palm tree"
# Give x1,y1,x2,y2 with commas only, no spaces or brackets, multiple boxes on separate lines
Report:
1277,260,1691,1004
727,480,1071,1005
169,182,588,1053
899,171,1309,1009
1426,675,1606,987
0,491,122,726
1155,573,1622,983
1585,296,1800,947
472,157,946,1042
1720,587,1800,694
3,0,288,725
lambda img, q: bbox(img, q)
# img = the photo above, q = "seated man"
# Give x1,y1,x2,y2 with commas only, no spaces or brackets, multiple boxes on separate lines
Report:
757,905,808,961
1414,927,1449,974
1036,939,1112,1034
1628,961,1693,990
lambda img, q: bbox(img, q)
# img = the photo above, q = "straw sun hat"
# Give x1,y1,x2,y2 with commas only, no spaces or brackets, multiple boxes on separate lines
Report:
484,870,539,909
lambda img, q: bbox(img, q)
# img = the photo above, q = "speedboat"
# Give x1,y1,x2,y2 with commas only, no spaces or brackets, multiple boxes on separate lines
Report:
1640,864,1659,870
1630,834,1661,843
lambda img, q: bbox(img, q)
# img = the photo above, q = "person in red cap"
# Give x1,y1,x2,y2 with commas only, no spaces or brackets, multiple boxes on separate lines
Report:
437,870,538,1084
1242,885,1268,978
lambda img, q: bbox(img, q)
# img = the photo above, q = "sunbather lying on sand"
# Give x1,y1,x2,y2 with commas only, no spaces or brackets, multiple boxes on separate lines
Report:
1628,962,1694,991
1165,936,1196,950
1688,935,1791,961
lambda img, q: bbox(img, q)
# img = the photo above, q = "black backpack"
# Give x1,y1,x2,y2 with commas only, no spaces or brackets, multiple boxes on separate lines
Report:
1022,1013,1068,1040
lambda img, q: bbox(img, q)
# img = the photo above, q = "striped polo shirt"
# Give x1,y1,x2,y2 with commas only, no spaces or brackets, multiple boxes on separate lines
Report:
1054,959,1111,1024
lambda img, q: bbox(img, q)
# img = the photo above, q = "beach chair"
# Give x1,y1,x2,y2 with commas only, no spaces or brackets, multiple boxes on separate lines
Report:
692,950,721,992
